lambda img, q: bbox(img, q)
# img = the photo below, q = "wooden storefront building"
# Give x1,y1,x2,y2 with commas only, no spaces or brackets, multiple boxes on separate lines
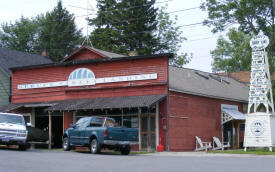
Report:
0,46,249,151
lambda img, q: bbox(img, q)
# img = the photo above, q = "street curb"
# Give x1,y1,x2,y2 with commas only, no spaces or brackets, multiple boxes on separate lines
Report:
142,152,275,158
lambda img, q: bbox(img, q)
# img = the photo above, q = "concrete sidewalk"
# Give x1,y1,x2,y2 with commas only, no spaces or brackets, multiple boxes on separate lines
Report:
144,151,275,158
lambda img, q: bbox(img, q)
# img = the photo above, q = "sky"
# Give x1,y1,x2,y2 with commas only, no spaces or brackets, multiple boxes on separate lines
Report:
0,0,228,73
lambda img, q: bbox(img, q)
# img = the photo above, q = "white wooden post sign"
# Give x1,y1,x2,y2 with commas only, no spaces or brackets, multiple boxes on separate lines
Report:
244,31,275,152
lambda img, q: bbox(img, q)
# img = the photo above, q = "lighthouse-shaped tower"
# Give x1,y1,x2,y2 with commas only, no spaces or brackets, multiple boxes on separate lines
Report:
244,31,275,152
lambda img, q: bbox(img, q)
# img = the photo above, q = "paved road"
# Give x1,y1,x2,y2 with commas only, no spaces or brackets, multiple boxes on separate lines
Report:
0,148,275,172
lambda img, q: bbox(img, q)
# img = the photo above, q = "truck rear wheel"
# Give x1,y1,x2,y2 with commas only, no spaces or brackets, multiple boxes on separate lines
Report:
63,137,71,151
90,138,100,154
120,146,130,155
19,144,27,151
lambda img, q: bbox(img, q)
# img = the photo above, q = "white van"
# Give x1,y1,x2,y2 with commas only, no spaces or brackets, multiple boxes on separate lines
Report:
0,113,28,150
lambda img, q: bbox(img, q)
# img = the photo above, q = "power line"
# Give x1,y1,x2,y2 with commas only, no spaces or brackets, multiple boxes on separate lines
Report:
75,6,200,20
185,32,213,38
184,34,225,42
0,6,201,29
68,0,174,15
165,7,200,14
75,8,202,29
0,18,211,38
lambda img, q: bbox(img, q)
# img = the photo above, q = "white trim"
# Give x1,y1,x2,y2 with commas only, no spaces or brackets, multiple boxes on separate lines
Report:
169,88,248,103
156,103,159,147
18,73,158,90
138,108,141,151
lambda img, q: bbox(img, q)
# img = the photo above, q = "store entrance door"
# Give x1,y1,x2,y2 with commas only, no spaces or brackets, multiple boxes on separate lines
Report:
140,114,156,151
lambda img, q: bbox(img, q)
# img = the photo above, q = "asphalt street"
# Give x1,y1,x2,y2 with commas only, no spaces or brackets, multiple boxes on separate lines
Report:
0,148,275,172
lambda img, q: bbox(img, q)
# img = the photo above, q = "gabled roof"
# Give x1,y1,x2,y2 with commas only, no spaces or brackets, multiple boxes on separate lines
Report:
0,48,52,75
61,46,127,62
169,66,249,102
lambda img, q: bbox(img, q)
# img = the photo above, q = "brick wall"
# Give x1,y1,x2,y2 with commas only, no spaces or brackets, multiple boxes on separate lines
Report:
168,91,244,151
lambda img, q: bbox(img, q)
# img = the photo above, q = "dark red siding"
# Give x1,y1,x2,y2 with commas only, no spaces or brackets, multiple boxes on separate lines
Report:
63,112,73,130
159,99,168,150
68,49,103,61
12,57,168,103
168,91,243,151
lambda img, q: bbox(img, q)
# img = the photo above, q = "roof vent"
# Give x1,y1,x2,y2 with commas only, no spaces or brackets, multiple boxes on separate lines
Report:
195,72,209,80
209,74,230,84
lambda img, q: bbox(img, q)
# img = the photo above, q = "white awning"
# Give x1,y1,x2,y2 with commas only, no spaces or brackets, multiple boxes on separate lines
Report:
221,104,246,124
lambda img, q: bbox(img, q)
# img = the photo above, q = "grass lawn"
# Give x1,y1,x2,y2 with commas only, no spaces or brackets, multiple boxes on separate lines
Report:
210,149,275,155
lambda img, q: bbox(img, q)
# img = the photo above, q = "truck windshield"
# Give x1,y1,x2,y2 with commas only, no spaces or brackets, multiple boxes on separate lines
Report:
0,114,25,125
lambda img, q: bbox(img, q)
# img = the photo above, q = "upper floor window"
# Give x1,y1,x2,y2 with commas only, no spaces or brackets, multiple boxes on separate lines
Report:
68,68,95,80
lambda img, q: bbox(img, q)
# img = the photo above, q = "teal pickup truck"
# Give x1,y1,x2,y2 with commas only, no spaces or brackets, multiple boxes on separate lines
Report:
63,116,138,155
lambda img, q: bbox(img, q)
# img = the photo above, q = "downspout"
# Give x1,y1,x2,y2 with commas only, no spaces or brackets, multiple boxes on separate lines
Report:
9,76,11,103
167,58,171,151
167,89,170,151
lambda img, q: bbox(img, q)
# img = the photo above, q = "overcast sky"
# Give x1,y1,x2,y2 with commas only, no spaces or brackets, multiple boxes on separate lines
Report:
0,0,228,72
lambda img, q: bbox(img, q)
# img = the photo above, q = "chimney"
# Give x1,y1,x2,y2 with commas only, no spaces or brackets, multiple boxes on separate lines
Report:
128,51,138,56
41,49,49,57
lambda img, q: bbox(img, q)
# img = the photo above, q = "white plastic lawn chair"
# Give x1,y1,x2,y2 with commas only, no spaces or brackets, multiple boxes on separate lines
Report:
195,136,212,151
212,137,230,150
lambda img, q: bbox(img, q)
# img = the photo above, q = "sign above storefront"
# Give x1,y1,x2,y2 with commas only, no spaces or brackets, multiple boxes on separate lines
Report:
17,68,158,90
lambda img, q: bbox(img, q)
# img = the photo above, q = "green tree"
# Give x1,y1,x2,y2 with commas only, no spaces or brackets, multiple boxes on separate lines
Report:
211,28,252,72
201,0,275,56
90,1,190,66
156,6,191,66
38,1,82,62
0,16,39,53
89,0,159,55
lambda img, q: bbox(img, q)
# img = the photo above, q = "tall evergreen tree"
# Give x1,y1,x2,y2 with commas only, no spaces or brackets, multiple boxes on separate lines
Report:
38,1,82,61
89,0,159,55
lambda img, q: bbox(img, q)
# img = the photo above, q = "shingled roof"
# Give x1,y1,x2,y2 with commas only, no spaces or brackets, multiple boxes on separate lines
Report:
0,48,52,75
61,46,127,62
45,94,166,111
91,47,127,58
0,95,166,112
169,66,249,102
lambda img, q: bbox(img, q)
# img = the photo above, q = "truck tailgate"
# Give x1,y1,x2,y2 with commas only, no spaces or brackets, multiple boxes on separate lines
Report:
106,127,138,142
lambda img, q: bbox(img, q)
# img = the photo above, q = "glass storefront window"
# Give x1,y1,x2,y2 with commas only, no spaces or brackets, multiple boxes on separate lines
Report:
123,116,138,128
75,108,143,129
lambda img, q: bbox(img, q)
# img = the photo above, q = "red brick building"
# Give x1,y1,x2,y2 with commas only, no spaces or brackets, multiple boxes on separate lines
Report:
0,46,249,151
